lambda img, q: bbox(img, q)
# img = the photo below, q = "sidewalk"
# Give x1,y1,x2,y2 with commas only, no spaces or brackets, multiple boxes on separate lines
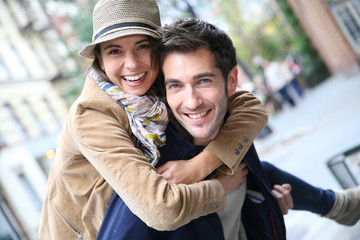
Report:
254,73,360,240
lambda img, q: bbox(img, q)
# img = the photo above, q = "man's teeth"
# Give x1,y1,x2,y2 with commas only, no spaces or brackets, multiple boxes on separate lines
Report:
123,72,145,82
188,111,207,119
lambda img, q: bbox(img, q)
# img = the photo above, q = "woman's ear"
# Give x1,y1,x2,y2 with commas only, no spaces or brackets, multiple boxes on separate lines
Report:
227,66,238,96
95,49,104,69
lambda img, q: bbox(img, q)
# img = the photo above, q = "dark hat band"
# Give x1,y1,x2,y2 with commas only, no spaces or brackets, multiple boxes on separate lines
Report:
94,22,158,41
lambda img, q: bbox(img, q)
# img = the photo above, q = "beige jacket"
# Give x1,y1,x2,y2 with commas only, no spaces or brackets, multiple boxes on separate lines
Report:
39,76,267,240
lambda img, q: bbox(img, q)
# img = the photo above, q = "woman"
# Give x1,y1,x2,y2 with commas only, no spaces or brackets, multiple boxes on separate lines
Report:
39,0,267,239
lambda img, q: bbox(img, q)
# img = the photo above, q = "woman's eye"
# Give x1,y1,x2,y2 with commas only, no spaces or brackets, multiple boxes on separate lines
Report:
138,44,150,50
109,49,120,55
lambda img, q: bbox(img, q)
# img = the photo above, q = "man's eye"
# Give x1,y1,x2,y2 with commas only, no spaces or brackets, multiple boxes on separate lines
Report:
168,84,180,89
200,79,211,84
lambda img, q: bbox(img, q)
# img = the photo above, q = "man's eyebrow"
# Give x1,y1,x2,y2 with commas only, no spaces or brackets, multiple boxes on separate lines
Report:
164,72,216,85
193,72,216,79
164,79,180,85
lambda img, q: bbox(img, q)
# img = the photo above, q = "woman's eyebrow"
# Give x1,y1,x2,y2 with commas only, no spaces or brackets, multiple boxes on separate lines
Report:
103,39,149,51
103,44,122,51
136,39,150,45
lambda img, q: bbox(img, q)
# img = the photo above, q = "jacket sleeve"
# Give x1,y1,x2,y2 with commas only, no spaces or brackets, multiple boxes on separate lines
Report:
72,101,225,231
204,90,268,175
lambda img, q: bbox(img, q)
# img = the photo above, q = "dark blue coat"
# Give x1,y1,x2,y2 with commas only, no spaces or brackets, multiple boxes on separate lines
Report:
97,123,286,240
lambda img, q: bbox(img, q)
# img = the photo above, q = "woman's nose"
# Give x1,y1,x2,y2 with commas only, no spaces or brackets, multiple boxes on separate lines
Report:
124,52,140,69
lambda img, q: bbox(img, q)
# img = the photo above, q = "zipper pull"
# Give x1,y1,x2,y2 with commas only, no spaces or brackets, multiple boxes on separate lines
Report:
77,232,83,240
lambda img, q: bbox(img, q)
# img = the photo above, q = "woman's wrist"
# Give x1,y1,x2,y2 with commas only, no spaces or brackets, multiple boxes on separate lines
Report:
192,150,223,179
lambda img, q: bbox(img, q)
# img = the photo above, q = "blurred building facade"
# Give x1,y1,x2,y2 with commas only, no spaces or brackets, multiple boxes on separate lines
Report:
0,0,76,239
286,0,360,75
0,0,359,239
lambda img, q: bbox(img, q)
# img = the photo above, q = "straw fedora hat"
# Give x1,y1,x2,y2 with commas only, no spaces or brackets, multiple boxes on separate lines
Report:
78,0,161,59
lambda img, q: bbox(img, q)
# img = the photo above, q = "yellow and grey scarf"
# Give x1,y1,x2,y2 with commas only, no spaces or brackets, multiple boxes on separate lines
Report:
91,70,168,166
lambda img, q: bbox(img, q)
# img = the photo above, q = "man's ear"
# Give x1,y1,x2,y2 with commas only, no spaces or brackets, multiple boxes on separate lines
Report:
227,66,238,96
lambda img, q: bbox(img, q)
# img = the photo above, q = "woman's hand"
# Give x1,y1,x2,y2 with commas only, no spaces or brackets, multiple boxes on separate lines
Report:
216,162,248,194
157,160,200,185
156,151,223,185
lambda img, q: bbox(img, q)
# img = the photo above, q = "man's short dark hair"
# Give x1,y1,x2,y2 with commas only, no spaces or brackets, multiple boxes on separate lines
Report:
158,19,237,80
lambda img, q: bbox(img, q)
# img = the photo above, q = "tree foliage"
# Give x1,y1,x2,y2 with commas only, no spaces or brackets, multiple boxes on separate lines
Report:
275,0,329,86
214,0,329,86
59,0,329,100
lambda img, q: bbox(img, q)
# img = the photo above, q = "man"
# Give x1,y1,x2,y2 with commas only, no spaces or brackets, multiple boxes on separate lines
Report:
157,18,360,237
157,19,286,240
98,19,360,240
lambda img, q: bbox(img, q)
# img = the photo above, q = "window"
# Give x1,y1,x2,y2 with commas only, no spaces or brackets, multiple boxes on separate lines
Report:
18,173,42,211
0,194,25,240
27,97,59,134
0,58,10,81
353,0,360,16
9,98,41,138
0,103,27,145
0,205,19,240
338,6,360,45
330,0,360,54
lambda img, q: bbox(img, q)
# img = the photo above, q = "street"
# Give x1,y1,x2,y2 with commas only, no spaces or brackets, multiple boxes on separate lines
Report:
254,73,360,240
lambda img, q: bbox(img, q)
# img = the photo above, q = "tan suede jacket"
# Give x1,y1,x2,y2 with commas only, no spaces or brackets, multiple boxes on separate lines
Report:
39,76,267,240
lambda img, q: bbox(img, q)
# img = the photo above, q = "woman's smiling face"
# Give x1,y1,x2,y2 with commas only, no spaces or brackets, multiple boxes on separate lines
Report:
96,35,159,96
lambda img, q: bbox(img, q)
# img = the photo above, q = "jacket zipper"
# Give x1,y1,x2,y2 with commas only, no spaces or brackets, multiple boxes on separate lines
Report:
246,161,283,240
53,200,84,240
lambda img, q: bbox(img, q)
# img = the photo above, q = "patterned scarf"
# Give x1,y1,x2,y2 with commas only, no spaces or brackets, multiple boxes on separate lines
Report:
90,70,168,166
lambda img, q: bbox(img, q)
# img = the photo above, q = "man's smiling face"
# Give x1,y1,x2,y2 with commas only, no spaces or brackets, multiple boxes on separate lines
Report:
163,47,237,146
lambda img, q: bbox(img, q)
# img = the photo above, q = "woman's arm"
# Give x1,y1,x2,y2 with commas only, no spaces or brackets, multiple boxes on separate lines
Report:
207,90,268,173
74,103,226,231
158,90,268,184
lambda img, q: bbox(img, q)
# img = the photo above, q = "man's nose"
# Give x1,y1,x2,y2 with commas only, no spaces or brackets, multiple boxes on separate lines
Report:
184,88,202,110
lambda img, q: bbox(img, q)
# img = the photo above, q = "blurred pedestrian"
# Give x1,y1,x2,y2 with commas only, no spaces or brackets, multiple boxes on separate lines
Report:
287,58,304,98
252,74,282,115
263,60,296,107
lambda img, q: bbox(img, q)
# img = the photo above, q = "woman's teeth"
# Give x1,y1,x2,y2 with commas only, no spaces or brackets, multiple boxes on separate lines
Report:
123,72,145,82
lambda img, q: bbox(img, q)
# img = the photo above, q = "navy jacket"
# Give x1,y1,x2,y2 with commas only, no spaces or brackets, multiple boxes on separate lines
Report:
97,123,286,240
